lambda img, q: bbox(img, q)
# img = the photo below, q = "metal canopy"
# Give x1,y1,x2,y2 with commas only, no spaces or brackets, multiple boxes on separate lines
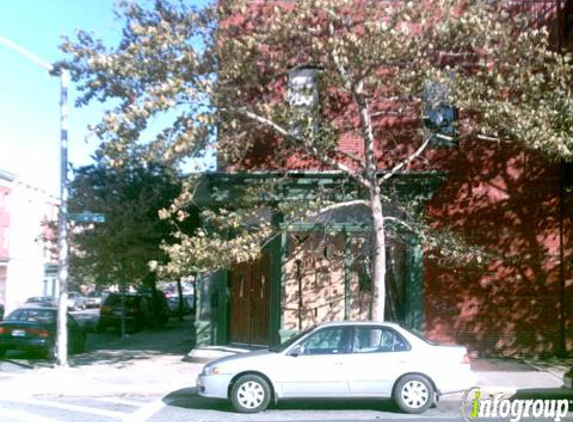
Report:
191,171,445,208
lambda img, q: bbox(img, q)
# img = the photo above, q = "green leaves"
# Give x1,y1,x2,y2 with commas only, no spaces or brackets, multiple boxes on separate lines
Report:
68,156,182,287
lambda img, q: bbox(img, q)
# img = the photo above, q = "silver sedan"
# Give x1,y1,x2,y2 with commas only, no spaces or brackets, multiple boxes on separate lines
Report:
197,321,475,414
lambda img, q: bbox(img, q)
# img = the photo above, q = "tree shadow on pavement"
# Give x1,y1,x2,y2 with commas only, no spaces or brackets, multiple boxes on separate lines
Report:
162,387,402,414
69,317,196,368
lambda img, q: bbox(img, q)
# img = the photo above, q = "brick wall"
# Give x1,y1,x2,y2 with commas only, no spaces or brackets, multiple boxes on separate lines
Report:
424,142,571,356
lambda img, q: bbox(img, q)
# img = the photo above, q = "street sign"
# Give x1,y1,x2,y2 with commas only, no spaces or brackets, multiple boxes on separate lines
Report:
44,263,58,277
69,212,106,223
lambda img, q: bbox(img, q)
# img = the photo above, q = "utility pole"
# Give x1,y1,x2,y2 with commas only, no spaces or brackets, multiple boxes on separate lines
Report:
0,36,70,366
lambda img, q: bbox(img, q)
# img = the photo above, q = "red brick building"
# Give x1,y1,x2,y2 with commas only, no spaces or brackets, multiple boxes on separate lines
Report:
194,0,573,357
424,1,573,355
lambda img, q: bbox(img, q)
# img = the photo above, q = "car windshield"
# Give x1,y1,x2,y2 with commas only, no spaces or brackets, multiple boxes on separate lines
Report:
268,326,315,353
399,324,439,346
7,308,56,324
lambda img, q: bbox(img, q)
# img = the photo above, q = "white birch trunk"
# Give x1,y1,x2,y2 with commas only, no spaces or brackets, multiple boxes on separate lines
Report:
369,186,387,321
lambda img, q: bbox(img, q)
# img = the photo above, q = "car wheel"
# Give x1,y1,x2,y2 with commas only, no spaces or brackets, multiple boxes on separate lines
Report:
230,374,271,413
393,374,433,414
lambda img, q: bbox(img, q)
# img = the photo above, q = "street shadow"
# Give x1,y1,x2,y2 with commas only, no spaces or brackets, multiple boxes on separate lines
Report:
163,387,234,412
510,387,573,407
162,387,401,414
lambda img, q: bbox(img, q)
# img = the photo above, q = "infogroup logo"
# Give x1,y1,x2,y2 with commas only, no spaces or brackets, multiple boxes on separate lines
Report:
461,387,571,422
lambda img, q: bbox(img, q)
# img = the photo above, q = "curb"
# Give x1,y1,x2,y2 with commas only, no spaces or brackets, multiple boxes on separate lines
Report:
522,359,573,389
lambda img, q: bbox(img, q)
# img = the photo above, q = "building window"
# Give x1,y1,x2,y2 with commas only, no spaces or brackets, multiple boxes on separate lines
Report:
422,81,458,148
287,66,320,140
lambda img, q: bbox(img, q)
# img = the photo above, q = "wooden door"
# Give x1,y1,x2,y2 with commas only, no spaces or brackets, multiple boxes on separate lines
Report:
229,254,270,345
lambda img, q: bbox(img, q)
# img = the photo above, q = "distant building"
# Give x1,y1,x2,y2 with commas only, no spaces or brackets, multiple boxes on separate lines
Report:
0,169,58,314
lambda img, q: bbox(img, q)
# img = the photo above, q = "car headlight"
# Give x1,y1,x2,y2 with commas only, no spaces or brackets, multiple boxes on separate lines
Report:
202,365,221,376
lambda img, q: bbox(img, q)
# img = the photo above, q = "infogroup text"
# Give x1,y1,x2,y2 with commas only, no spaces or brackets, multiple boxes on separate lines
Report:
462,387,570,422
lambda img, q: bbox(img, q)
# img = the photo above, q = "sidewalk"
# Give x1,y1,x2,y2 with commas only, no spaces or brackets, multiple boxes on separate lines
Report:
0,317,203,399
0,319,571,399
473,358,572,389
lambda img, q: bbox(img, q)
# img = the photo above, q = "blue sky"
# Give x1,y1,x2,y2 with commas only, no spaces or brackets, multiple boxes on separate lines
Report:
0,0,212,196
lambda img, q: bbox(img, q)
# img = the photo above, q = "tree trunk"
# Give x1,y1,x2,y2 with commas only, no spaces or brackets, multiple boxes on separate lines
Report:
370,187,387,322
176,278,184,321
354,82,387,321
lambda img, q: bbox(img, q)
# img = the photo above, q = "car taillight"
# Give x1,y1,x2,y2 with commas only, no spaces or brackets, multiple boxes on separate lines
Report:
28,328,49,338
461,353,472,364
0,327,7,334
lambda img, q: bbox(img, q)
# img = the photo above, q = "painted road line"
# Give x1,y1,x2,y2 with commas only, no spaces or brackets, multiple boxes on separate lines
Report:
0,406,61,422
121,396,167,422
119,384,193,422
21,398,127,419
96,397,148,407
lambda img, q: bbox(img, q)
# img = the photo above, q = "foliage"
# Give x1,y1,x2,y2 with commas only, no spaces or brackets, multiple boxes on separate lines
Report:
68,154,182,289
59,0,573,320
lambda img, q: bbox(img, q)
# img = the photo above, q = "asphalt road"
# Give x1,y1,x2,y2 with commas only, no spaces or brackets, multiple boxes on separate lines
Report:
0,392,467,422
1,391,557,422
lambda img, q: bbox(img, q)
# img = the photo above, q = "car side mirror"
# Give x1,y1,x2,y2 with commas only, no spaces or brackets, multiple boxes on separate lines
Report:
288,345,304,357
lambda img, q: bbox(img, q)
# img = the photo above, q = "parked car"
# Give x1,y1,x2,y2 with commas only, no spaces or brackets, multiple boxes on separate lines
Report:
0,305,86,359
0,303,4,321
97,293,153,333
67,292,86,311
25,296,57,307
85,291,104,308
197,321,475,414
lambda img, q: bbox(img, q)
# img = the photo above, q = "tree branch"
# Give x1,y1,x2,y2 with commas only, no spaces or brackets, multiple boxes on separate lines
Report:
378,135,432,185
335,149,366,169
382,216,419,234
327,20,354,93
314,199,369,214
225,107,372,190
